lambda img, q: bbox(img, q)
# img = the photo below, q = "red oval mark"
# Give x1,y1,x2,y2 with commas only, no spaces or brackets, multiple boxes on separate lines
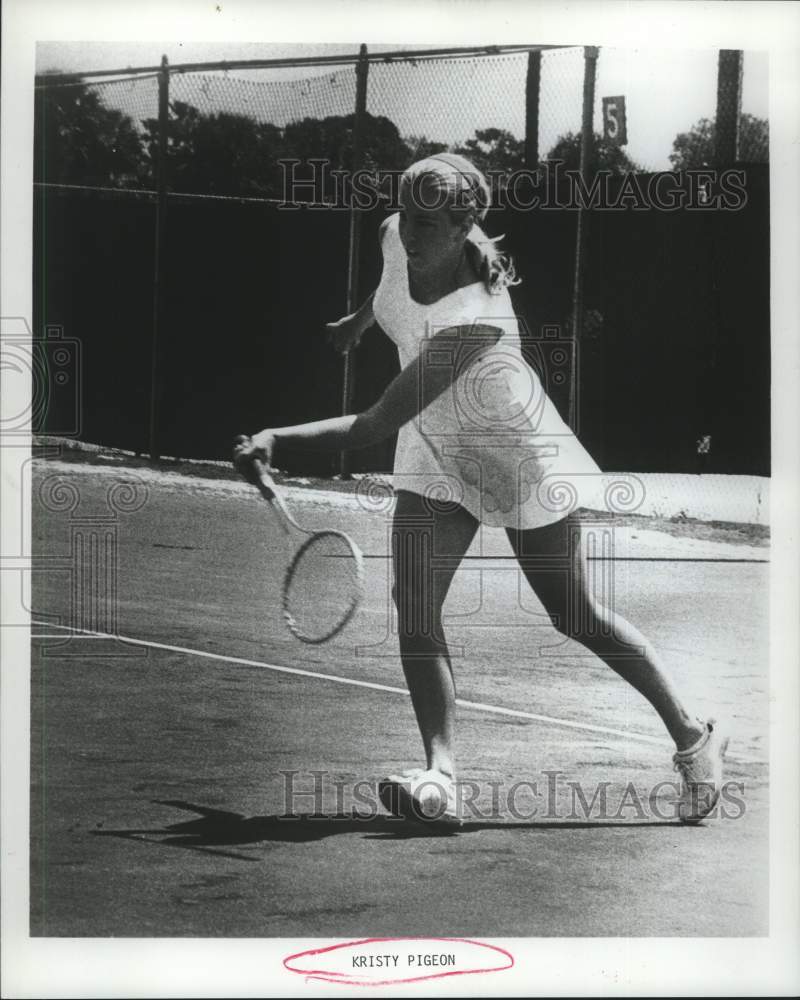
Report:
284,936,514,986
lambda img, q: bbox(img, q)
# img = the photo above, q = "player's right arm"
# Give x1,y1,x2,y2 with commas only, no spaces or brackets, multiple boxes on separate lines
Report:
240,320,502,470
325,215,391,355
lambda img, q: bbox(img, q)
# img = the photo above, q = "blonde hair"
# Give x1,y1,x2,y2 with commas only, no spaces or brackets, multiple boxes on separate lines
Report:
399,152,521,294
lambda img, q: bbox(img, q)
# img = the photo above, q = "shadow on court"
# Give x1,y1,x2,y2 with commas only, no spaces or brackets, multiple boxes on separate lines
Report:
29,462,770,937
90,799,686,854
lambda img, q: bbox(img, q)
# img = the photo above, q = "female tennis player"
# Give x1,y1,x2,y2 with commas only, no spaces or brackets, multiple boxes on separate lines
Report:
234,153,727,825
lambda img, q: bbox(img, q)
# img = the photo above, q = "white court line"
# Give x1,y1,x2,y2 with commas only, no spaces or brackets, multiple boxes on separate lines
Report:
30,620,763,765
31,634,113,639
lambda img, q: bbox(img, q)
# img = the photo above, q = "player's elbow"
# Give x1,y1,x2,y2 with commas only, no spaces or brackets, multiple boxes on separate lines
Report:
349,406,390,449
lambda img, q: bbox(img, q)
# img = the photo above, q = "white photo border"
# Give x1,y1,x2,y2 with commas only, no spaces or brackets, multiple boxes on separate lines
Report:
2,1,798,996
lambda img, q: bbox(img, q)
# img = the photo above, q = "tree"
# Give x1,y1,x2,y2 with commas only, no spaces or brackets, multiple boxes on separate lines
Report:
669,113,769,169
143,106,416,202
34,74,145,187
452,127,525,176
142,102,286,197
284,111,411,172
545,131,640,175
280,111,413,202
403,135,449,161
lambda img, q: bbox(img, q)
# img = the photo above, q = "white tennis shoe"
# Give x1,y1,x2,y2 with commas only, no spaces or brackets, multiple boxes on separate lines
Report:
378,767,462,827
672,718,729,823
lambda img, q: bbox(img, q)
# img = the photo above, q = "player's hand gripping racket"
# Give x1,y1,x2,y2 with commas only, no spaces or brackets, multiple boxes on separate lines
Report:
233,435,365,644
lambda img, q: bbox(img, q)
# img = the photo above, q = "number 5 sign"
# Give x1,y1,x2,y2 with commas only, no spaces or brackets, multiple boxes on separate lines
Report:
602,96,628,146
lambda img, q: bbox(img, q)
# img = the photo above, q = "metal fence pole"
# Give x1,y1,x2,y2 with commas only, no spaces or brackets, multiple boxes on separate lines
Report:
715,50,743,166
339,44,369,479
524,49,542,167
569,45,598,432
149,54,169,461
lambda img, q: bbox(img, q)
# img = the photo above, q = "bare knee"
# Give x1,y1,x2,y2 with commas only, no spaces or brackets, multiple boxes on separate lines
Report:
540,592,612,641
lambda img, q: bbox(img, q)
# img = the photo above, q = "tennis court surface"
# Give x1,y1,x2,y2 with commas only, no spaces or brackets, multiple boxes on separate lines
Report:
29,458,769,937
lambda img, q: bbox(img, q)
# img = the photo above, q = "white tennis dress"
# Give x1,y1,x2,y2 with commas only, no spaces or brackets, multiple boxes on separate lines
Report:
373,213,603,529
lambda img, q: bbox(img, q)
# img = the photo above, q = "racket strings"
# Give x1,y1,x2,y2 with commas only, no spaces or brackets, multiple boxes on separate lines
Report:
284,531,364,643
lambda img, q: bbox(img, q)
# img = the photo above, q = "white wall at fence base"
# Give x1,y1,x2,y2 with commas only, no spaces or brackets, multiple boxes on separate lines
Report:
604,472,769,526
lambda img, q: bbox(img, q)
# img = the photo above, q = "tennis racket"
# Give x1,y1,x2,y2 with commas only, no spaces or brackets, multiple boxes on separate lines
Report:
233,435,365,644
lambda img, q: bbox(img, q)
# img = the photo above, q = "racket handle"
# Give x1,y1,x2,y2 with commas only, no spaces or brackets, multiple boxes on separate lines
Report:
233,434,276,498
233,435,300,535
251,457,276,500
250,458,294,535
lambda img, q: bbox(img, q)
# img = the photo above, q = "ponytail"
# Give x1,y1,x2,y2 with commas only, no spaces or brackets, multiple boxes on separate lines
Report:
465,225,521,294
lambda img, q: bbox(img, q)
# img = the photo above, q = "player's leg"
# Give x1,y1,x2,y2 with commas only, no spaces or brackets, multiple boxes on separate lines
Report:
506,512,704,749
507,511,728,821
508,516,728,823
390,489,479,780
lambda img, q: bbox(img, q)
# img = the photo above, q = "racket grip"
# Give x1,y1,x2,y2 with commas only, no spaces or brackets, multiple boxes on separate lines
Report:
233,434,274,495
233,435,294,534
251,457,277,500
251,459,294,536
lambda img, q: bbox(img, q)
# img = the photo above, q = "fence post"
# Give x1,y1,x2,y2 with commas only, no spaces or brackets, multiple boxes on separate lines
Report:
149,54,169,461
524,49,542,167
569,45,598,432
715,50,743,166
339,43,369,479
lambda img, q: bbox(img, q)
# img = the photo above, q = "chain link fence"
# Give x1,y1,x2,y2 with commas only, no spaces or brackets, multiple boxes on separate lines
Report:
35,45,769,194
34,73,158,192
33,45,593,206
538,46,586,162
32,45,770,476
34,45,769,199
